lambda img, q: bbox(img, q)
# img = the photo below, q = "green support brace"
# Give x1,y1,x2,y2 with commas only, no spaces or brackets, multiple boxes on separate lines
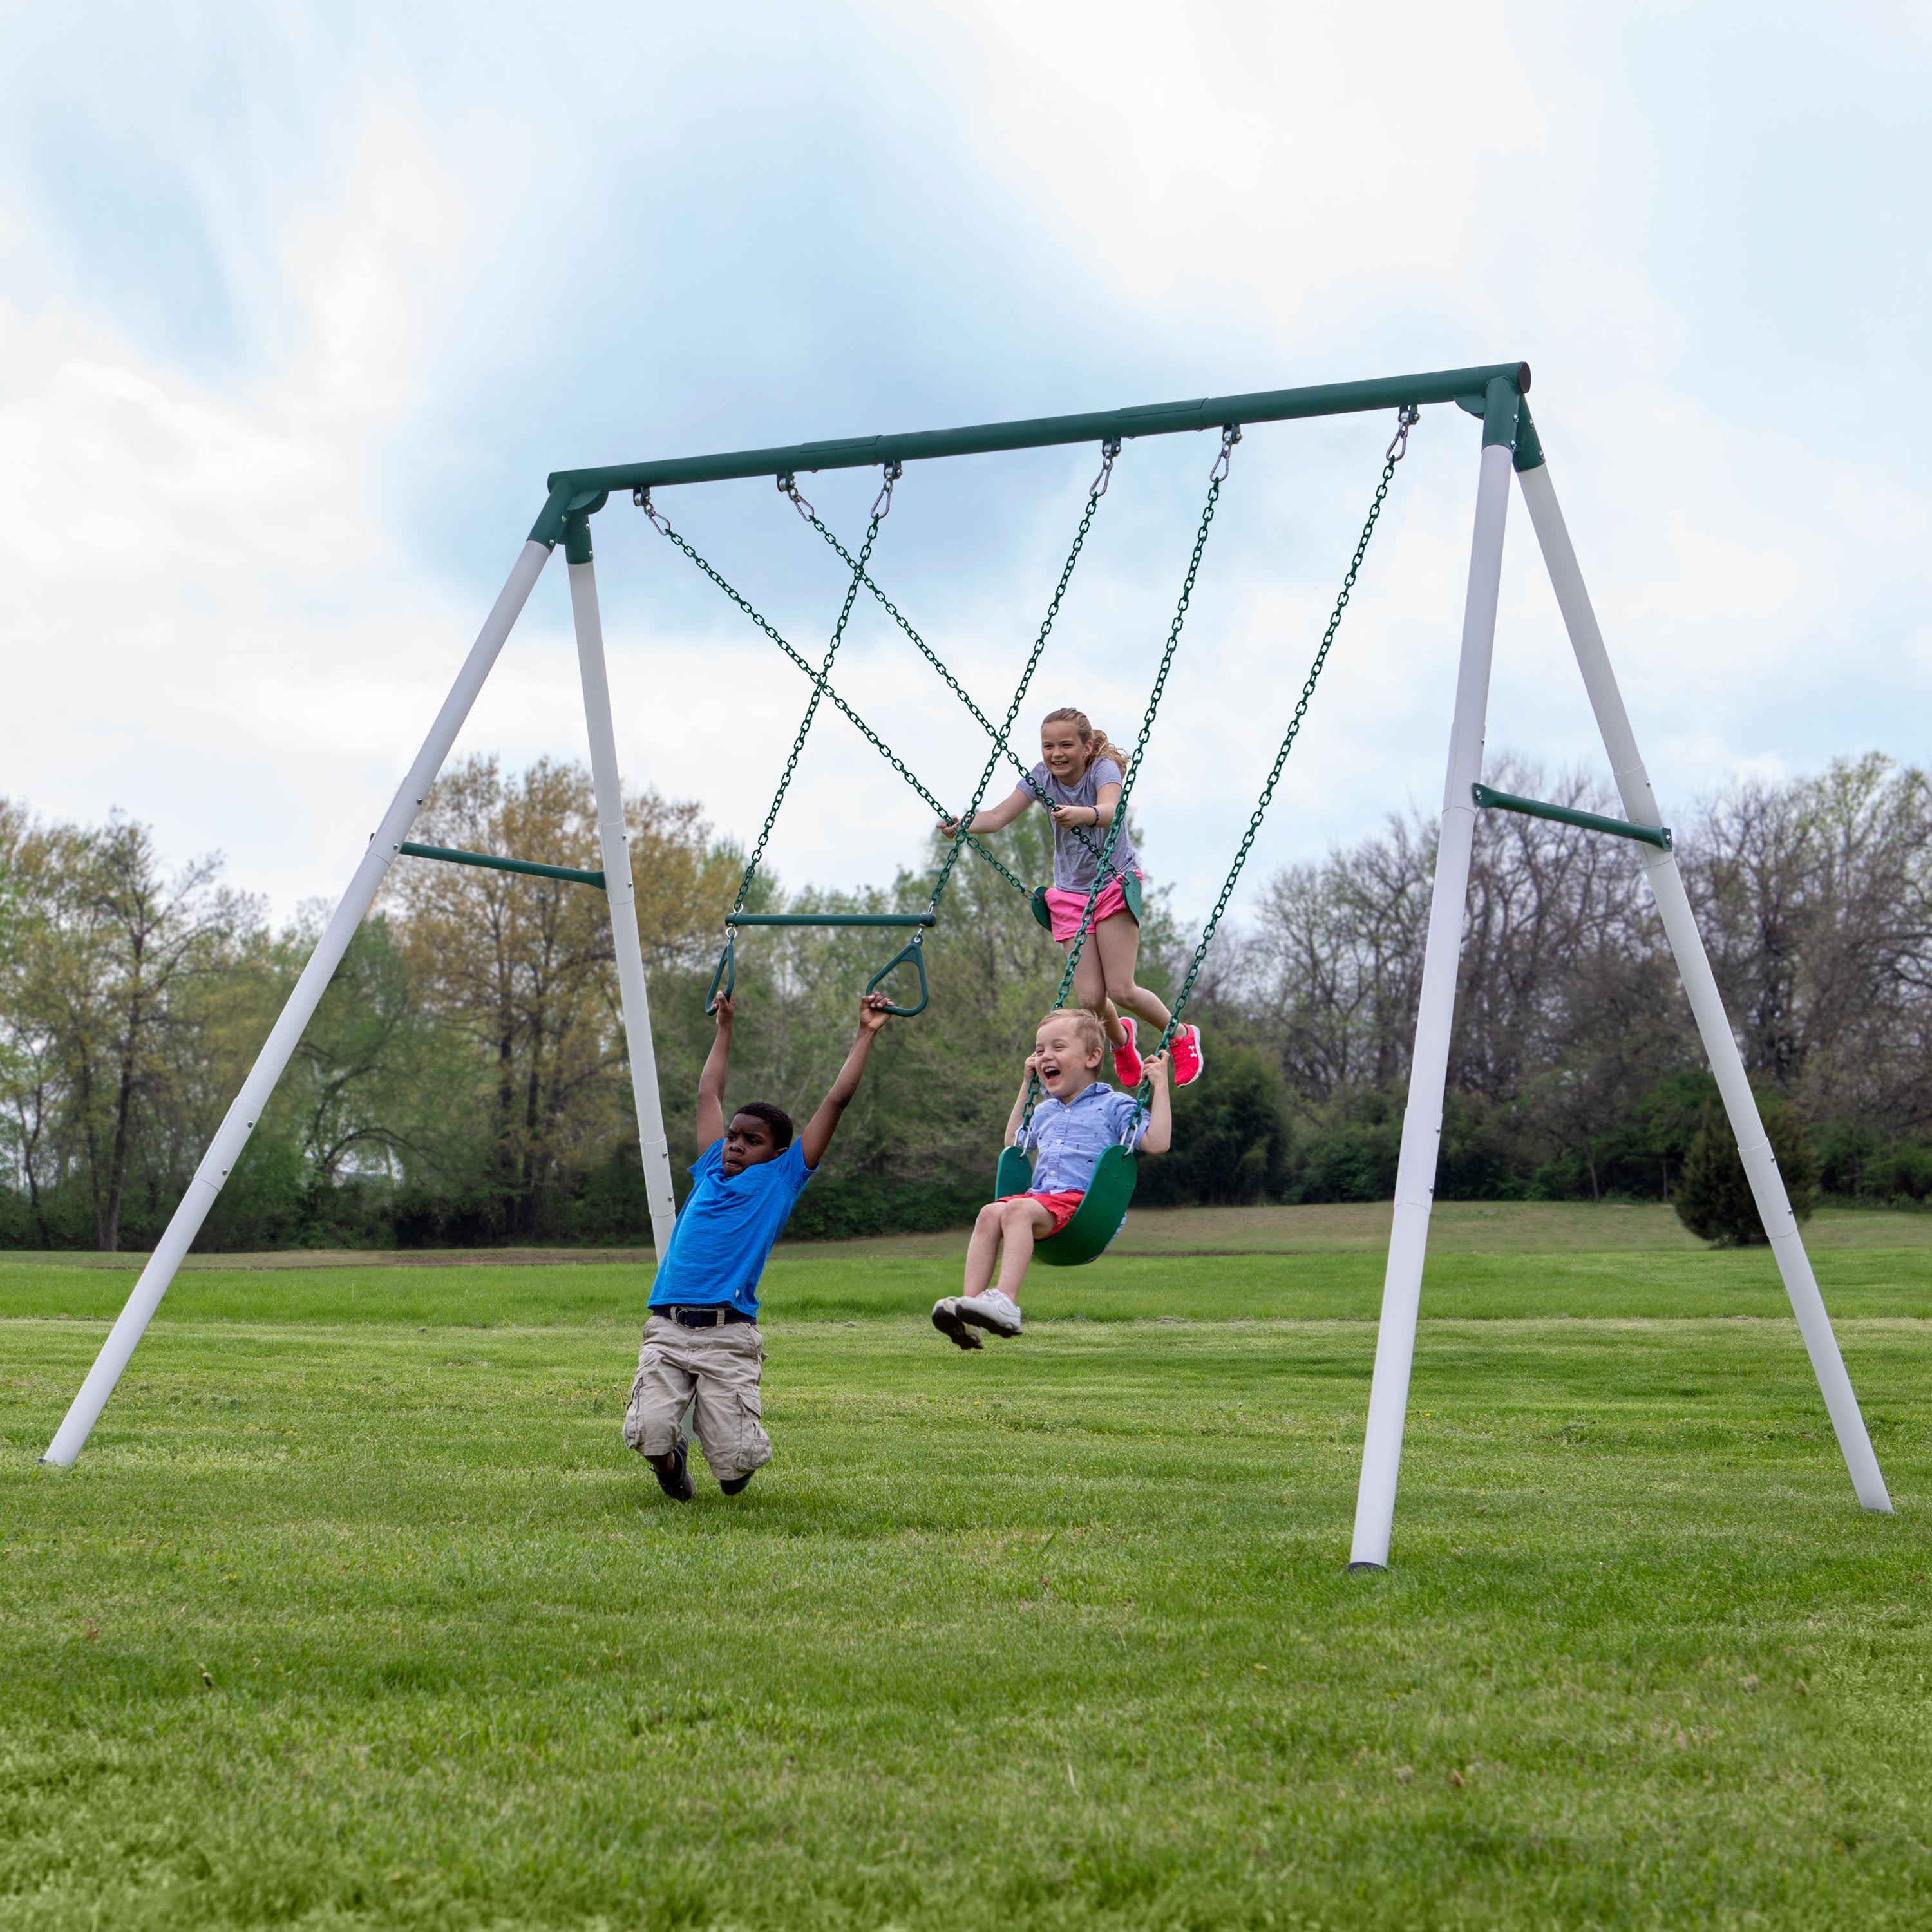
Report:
1471,784,1672,851
397,842,608,887
725,913,938,929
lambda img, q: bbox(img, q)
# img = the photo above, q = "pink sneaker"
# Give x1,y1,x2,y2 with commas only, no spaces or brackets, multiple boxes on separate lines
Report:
1168,1023,1204,1086
1112,1021,1144,1088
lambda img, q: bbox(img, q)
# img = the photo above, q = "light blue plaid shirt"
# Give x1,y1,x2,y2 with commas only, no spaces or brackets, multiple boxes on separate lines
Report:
1017,1083,1147,1195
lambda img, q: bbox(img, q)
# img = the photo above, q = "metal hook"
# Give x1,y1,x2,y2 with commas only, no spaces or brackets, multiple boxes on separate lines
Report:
871,459,904,521
1210,422,1242,484
1385,403,1421,464
777,471,817,522
1089,436,1122,500
633,487,670,534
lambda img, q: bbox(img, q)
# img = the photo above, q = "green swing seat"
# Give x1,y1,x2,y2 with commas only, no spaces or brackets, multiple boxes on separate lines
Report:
993,1141,1138,1269
1029,870,1142,933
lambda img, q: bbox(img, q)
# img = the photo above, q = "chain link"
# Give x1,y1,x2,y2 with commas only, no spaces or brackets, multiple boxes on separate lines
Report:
919,448,1115,917
647,511,1032,898
725,506,884,916
1134,408,1418,1104
1023,428,1238,1122
801,502,1110,871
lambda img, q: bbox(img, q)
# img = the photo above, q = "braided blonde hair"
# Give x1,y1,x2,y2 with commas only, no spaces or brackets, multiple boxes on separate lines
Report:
1041,706,1131,779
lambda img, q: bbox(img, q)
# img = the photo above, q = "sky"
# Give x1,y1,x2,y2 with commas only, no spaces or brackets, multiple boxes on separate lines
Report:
2,1,1929,939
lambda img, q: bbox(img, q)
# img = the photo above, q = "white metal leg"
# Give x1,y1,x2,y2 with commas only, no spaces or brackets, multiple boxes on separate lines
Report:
41,540,556,1468
1348,439,1515,1569
568,556,679,1258
1517,458,1891,1513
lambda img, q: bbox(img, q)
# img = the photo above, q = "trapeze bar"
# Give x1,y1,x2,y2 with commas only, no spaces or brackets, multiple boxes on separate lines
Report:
397,841,608,887
531,361,1530,541
1470,784,1672,851
724,912,938,928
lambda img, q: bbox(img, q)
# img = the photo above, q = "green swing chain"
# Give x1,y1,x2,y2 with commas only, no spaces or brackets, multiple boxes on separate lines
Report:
1128,402,1421,1113
719,486,889,922
905,437,1119,921
637,489,1034,899
795,456,1117,876
1020,424,1241,1127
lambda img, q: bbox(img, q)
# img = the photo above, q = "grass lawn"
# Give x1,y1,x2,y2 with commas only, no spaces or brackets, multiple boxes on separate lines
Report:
3,1204,1930,1929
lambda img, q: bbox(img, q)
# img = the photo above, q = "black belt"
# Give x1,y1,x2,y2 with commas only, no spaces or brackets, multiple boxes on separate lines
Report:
664,1305,757,1329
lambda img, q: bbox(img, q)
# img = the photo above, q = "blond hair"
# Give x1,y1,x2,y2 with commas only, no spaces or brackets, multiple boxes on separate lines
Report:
1041,706,1132,779
1037,1007,1107,1065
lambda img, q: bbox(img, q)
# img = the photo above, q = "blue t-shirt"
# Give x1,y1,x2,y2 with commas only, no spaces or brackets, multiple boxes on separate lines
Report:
647,1138,813,1319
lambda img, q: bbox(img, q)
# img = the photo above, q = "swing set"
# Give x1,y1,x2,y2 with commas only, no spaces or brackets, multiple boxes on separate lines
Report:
40,361,1893,1575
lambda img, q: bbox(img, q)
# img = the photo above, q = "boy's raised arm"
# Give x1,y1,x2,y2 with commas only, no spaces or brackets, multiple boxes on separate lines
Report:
799,994,893,1170
696,994,735,1151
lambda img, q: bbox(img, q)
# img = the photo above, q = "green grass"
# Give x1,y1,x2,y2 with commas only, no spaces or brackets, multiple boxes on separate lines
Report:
4,1204,1931,1928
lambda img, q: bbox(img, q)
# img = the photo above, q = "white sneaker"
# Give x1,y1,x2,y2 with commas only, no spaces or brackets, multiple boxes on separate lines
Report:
958,1290,1023,1338
931,1298,984,1349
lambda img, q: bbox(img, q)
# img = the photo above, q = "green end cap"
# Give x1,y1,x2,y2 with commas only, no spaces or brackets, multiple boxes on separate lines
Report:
529,485,608,556
1513,401,1546,472
562,488,609,565
528,483,574,551
1481,374,1522,451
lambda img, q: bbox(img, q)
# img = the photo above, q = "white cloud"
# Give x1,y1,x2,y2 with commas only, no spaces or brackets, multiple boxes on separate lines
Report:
1,0,1928,947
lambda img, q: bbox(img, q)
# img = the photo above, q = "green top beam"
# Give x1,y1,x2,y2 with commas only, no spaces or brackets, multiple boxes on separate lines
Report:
530,361,1530,547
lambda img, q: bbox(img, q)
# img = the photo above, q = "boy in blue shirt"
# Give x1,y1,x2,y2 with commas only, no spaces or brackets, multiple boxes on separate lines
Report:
624,989,893,1499
932,1007,1171,1348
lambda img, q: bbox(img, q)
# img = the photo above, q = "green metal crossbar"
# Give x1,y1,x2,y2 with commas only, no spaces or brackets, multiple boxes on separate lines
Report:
397,842,607,887
1470,784,1672,851
531,362,1530,544
724,913,936,928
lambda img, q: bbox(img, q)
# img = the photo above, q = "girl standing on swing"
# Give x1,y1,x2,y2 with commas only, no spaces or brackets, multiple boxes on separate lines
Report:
941,706,1203,1090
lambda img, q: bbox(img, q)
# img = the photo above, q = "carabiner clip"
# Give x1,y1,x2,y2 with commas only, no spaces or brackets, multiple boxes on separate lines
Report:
871,459,904,522
1210,423,1242,484
864,933,929,1017
1385,403,1421,464
633,487,670,534
1090,436,1122,500
777,472,817,522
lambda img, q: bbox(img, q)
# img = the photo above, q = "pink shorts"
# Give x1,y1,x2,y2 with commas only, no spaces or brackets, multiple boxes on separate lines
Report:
1044,869,1142,944
997,1189,1086,1237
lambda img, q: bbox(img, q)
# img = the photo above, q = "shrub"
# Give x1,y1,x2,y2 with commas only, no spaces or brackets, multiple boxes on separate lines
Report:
1285,1093,1401,1204
1674,1094,1817,1245
1134,1045,1292,1208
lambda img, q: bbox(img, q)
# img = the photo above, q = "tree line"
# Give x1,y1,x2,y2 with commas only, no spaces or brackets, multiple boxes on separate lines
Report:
3,752,1928,1252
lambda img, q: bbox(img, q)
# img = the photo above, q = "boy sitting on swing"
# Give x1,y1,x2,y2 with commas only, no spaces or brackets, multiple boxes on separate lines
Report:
931,1007,1171,1348
625,989,893,1499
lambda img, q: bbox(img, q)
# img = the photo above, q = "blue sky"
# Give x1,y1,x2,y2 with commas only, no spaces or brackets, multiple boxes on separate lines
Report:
2,2,1928,932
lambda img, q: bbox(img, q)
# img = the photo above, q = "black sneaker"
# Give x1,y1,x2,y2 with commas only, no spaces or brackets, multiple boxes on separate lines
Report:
719,1472,753,1496
653,1442,695,1502
931,1297,984,1350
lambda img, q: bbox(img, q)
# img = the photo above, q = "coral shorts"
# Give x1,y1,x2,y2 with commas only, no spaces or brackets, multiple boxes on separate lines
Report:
1043,869,1142,944
997,1189,1086,1238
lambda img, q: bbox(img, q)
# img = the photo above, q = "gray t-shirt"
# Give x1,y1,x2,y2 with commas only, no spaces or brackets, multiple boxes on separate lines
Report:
1026,757,1139,893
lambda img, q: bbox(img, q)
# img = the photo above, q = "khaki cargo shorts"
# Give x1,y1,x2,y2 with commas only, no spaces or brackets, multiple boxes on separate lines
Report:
622,1312,772,1482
